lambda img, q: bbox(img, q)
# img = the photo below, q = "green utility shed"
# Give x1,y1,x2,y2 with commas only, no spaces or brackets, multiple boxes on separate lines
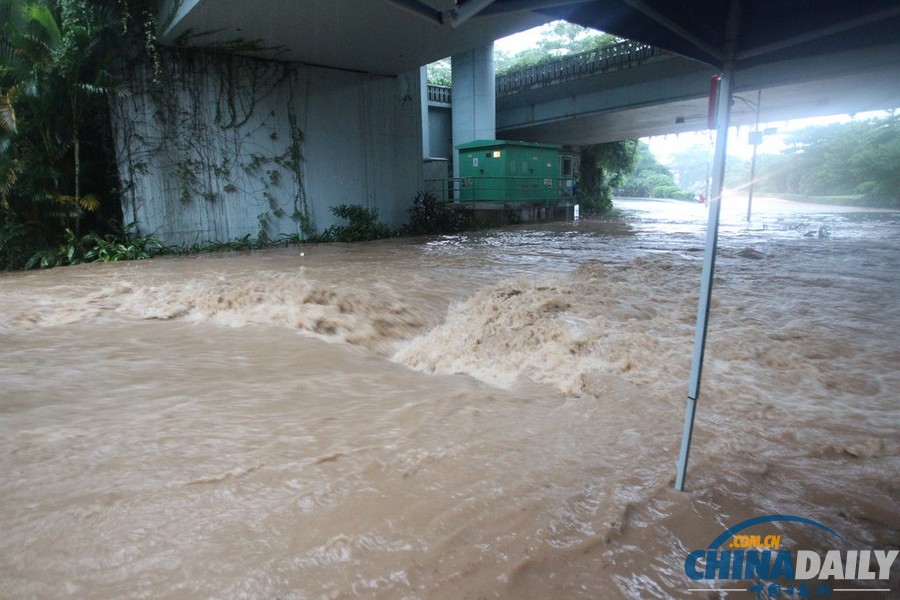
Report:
457,140,567,202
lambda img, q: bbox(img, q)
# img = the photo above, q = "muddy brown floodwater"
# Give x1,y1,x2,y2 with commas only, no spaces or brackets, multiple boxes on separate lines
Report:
1,197,898,599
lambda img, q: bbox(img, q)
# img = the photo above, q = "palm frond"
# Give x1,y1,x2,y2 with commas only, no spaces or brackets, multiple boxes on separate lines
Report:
0,92,16,132
23,2,61,46
78,193,100,212
0,159,21,208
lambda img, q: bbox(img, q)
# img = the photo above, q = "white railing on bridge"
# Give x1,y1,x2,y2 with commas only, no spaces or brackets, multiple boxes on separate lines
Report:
427,84,451,104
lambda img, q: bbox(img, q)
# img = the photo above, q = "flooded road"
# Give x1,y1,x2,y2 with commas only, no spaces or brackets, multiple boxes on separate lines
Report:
1,196,898,598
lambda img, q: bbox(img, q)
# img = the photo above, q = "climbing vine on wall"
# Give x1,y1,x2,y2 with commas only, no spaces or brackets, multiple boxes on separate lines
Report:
111,45,311,244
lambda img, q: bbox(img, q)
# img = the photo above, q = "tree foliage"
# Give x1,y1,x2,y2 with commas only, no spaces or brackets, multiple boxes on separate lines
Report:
774,115,900,206
426,58,451,86
426,20,620,85
710,114,900,208
402,191,472,236
662,115,900,208
615,142,694,200
0,0,150,268
320,204,395,243
577,139,639,213
666,144,711,193
495,21,621,74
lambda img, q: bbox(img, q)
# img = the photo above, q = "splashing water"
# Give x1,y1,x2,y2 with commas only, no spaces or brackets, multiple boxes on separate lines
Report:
1,197,898,598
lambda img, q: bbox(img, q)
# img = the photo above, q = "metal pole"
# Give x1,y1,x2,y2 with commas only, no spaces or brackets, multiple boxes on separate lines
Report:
746,89,762,223
675,67,734,491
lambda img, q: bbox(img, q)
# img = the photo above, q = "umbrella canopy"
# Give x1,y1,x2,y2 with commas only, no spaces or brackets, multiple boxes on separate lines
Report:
528,0,900,69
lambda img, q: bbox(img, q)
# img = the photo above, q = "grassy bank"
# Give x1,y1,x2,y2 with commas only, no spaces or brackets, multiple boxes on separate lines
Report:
773,194,899,210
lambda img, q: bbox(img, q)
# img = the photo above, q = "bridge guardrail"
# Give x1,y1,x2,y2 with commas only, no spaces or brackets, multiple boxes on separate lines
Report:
427,84,451,104
495,40,665,96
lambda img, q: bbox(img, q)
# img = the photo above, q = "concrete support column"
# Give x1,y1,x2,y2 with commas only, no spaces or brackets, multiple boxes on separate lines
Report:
419,66,430,159
451,43,495,178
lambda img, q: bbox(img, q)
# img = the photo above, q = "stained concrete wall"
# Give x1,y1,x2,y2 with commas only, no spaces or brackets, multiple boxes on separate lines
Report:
111,49,423,246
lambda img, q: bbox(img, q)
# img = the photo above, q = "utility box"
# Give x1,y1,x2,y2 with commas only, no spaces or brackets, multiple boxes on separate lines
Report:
457,140,565,202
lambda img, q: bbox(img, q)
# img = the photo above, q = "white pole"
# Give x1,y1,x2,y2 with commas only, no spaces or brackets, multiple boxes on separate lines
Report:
675,67,734,491
747,89,762,223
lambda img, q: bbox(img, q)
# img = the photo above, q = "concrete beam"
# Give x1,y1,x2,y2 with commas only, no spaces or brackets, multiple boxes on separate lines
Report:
157,0,549,76
496,42,900,144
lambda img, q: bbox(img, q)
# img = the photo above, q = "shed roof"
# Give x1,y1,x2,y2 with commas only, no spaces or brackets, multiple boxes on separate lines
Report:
457,139,562,151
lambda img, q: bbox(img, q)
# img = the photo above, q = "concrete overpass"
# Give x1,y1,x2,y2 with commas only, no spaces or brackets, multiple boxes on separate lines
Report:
494,40,900,145
161,0,900,148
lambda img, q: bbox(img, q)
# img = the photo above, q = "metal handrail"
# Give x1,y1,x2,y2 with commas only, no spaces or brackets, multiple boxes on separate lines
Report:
495,40,665,96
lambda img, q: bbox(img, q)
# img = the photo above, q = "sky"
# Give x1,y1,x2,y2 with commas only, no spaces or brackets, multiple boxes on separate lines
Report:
494,22,558,55
494,22,896,167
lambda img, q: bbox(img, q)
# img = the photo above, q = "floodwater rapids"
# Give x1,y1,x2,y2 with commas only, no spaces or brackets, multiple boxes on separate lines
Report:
1,197,898,599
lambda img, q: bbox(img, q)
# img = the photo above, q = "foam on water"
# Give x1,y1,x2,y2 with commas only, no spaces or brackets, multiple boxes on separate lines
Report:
396,255,700,396
1,197,898,598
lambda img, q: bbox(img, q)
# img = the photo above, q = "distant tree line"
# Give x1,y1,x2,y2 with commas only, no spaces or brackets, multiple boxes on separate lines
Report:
754,114,899,207
614,142,694,200
576,140,694,213
666,114,900,209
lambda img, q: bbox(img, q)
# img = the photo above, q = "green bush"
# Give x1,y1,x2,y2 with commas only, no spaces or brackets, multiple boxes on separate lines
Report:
320,204,394,242
402,191,472,236
576,188,613,215
652,185,695,201
24,222,164,269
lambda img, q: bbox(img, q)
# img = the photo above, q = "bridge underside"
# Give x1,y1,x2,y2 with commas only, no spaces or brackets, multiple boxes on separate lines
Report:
161,1,900,146
158,0,549,75
497,43,900,145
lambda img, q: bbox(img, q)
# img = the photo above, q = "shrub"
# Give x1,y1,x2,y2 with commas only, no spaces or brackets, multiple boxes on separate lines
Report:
652,185,695,201
24,222,164,269
402,191,472,235
320,204,394,242
576,188,613,215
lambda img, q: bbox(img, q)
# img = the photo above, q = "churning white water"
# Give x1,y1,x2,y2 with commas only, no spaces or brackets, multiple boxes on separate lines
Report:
1,196,898,599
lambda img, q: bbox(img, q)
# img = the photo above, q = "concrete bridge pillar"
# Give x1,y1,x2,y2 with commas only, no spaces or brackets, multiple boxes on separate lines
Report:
420,66,431,159
451,43,495,178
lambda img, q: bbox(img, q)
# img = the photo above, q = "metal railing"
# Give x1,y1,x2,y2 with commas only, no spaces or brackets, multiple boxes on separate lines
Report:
424,176,576,204
495,40,665,96
427,84,452,104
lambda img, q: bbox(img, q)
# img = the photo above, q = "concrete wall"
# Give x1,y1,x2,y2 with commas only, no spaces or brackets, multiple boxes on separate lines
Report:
428,106,453,160
451,44,496,178
111,49,423,246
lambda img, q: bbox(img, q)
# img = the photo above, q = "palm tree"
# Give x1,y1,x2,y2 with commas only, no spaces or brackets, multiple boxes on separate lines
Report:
0,0,121,222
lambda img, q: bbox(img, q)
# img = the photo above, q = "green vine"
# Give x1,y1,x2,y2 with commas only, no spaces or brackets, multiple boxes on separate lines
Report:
112,46,310,243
